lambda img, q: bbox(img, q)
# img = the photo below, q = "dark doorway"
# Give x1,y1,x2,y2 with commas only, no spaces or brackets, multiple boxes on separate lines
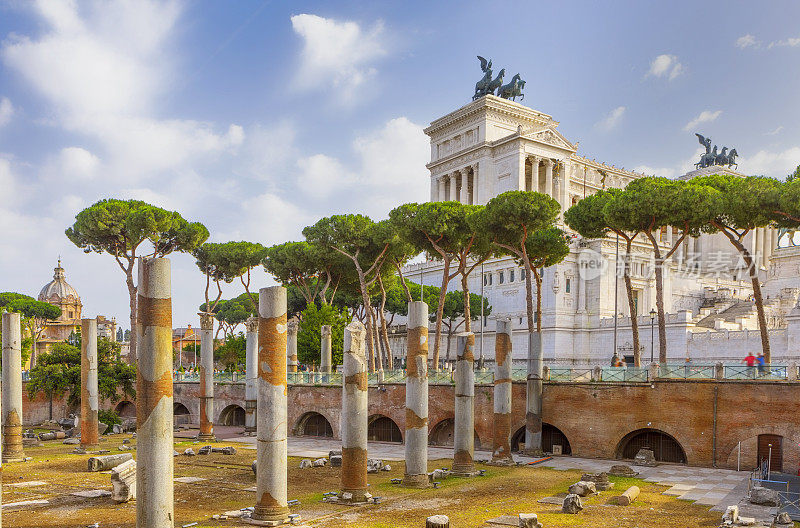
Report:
219,405,245,427
618,429,686,464
758,434,783,473
428,418,481,448
173,402,191,426
510,423,571,454
115,401,136,418
367,415,402,443
297,412,333,437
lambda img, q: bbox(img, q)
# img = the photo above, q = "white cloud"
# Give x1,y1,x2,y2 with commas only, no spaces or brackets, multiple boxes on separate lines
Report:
296,153,353,199
0,97,13,127
595,106,626,131
769,37,800,49
736,34,760,49
683,110,722,132
56,147,100,181
632,165,677,178
766,126,784,136
738,147,800,177
290,14,387,101
647,54,683,80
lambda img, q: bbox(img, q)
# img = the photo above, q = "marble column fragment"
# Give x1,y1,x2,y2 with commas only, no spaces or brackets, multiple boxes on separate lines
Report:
80,318,100,449
403,301,429,487
452,332,476,476
2,312,25,462
525,332,544,454
287,319,299,373
340,321,369,502
321,325,332,374
252,286,290,522
135,257,174,528
198,312,215,440
492,319,513,463
244,316,258,433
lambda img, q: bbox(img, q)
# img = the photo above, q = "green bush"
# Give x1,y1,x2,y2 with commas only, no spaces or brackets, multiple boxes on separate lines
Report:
297,303,350,368
98,409,121,432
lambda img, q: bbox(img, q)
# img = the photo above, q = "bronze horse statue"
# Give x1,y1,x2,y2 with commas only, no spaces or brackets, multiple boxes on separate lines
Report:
486,68,505,97
473,56,493,100
498,73,525,101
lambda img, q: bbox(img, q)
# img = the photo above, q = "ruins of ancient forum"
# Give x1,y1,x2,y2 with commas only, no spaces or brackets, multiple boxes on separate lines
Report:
4,56,800,528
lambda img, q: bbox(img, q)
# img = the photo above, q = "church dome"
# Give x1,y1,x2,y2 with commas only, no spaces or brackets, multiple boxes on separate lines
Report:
38,259,80,304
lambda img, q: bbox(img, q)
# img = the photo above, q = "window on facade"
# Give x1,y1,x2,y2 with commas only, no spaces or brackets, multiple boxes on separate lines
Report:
499,271,504,284
520,268,525,281
565,279,571,293
484,272,492,286
69,311,73,319
510,269,515,282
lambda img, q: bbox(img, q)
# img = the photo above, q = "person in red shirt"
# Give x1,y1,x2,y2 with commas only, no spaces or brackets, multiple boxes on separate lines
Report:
743,353,757,378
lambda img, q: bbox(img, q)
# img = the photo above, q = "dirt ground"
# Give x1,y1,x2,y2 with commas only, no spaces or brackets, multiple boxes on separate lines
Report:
3,435,723,528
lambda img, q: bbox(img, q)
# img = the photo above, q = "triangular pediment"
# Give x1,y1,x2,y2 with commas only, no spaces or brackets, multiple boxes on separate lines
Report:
522,127,576,152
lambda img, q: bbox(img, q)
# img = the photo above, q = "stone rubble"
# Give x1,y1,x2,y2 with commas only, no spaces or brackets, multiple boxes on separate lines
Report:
611,485,640,506
633,448,658,467
581,471,614,491
518,513,543,528
299,459,313,469
87,452,133,472
772,512,793,528
110,458,136,503
568,480,597,497
749,486,780,506
561,493,583,514
312,458,328,467
609,464,639,477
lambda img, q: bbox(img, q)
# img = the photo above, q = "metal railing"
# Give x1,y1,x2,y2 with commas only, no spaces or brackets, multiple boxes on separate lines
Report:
658,364,716,380
548,367,594,382
724,365,788,380
600,367,649,382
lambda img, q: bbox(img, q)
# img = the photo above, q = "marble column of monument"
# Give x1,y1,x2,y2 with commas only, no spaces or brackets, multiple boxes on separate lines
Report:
530,156,541,192
438,177,446,202
198,312,215,440
252,286,291,522
80,318,100,449
321,325,332,378
544,159,554,198
452,332,476,476
1,312,25,463
244,316,258,433
449,174,458,201
340,321,369,502
403,301,429,487
459,170,469,203
135,257,174,528
287,319,299,373
491,319,513,464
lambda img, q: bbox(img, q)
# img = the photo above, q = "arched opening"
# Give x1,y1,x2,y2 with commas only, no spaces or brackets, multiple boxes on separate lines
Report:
219,405,245,427
757,434,783,473
115,401,136,418
617,428,686,464
428,418,481,448
367,415,402,443
173,402,191,426
296,412,333,438
510,423,571,455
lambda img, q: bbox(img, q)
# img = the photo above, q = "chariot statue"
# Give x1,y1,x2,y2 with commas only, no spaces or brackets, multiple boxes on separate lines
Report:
472,56,520,100
694,133,739,169
498,73,525,101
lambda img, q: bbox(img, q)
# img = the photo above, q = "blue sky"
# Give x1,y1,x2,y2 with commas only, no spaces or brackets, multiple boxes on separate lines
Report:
1,0,799,330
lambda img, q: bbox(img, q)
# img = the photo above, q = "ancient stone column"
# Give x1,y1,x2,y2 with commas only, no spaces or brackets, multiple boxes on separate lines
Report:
340,321,369,502
135,257,174,528
545,159,554,197
287,319,299,373
449,173,458,201
459,171,469,203
2,311,25,462
198,312,215,440
403,301,429,487
438,177,446,202
80,318,100,449
253,286,290,522
244,316,258,433
525,332,543,454
453,332,475,476
529,156,541,192
321,325,332,375
492,319,513,463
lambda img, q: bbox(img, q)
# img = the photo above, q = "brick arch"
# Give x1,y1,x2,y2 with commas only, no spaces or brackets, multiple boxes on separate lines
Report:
609,420,695,465
720,426,799,471
428,417,482,449
368,414,403,443
615,427,688,464
294,411,335,437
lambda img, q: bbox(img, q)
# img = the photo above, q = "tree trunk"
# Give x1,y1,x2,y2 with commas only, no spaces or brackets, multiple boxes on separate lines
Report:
622,238,641,366
432,259,452,371
645,231,668,364
352,259,376,372
126,269,137,364
721,229,771,362
372,307,384,371
461,273,472,332
533,269,543,333
395,261,412,302
377,274,393,369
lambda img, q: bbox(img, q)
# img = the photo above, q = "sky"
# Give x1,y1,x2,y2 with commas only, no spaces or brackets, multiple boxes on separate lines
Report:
1,0,799,331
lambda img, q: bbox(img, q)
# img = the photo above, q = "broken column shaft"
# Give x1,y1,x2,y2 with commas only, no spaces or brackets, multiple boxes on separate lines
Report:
340,321,368,502
253,286,290,522
492,319,513,463
403,301,429,487
452,332,476,476
244,316,258,433
2,311,25,462
525,332,543,454
287,319,299,373
321,325,332,375
135,257,174,528
81,318,100,449
198,312,215,440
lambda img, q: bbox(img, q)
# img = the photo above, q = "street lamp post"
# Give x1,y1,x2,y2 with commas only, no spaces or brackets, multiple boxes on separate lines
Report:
649,309,656,364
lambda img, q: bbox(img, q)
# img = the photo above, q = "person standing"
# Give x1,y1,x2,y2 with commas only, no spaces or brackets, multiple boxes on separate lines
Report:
757,352,766,377
743,352,757,378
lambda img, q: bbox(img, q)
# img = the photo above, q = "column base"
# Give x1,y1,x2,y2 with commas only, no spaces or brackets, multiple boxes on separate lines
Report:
2,455,26,463
401,473,430,488
521,448,545,457
197,433,216,441
451,464,477,477
323,489,375,505
486,457,515,466
244,426,257,434
250,505,291,523
79,444,100,451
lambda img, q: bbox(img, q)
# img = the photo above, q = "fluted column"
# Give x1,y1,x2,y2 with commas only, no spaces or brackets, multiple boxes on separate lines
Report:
136,257,174,528
529,156,541,192
287,319,299,373
561,161,571,210
198,312,215,441
453,332,475,476
2,312,25,462
449,173,458,201
459,170,469,203
403,301,429,487
80,318,99,449
340,321,369,502
245,316,258,433
438,177,447,202
544,159,554,198
253,286,291,522
492,319,513,463
472,163,479,204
